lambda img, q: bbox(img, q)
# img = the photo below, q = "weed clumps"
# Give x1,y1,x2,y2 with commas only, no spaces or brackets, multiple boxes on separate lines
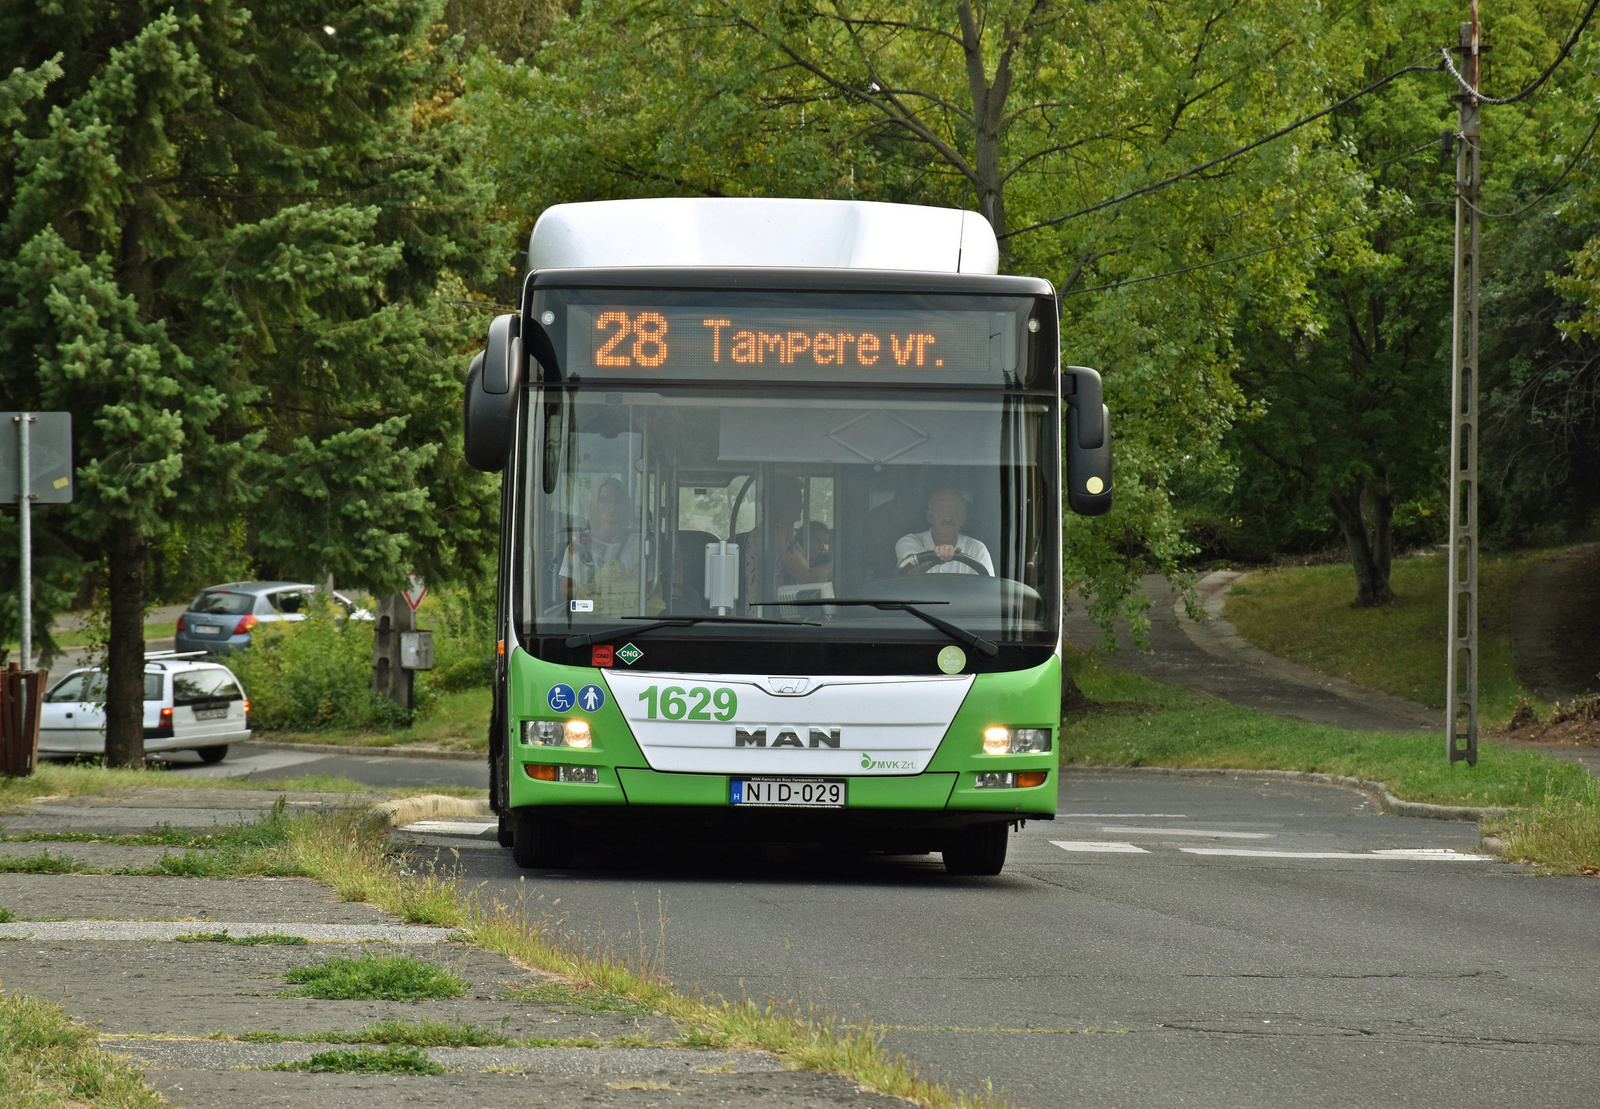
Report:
278,953,470,1001
263,1045,445,1075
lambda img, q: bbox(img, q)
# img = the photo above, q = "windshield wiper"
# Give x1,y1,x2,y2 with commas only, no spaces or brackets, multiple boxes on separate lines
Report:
751,598,999,660
564,614,820,650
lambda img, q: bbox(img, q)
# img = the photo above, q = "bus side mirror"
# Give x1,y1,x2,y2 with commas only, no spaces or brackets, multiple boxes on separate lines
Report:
464,313,523,473
1063,365,1113,516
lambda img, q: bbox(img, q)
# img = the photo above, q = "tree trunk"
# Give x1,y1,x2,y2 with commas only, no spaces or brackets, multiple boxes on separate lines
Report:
957,1,1011,265
104,523,147,768
1328,485,1395,607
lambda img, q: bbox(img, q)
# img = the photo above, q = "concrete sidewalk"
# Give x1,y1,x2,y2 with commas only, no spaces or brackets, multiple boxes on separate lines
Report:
0,787,904,1108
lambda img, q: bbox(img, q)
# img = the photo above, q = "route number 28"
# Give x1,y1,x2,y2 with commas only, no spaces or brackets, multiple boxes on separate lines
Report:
638,685,738,721
595,311,669,368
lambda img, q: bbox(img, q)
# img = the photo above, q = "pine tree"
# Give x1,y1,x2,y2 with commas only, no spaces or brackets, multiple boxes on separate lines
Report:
1,1,498,766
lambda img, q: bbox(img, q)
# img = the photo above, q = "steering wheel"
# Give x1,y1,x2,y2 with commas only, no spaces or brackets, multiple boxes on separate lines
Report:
899,549,992,577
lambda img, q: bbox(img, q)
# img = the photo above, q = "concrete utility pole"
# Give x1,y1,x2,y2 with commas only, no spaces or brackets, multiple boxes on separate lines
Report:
373,594,416,716
1447,9,1482,767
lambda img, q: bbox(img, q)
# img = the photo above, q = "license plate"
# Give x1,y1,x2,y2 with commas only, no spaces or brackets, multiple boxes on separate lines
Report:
731,779,845,808
193,625,222,636
194,707,227,720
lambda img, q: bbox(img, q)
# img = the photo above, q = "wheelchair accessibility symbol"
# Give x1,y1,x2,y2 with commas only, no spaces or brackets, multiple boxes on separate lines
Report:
546,684,576,712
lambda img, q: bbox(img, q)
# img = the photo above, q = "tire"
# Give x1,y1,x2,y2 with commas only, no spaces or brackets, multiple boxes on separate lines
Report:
496,814,513,848
196,746,229,764
942,823,1009,876
511,809,575,869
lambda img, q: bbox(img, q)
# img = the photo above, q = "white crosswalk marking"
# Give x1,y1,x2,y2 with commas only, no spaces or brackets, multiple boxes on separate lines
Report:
1181,848,1487,861
1051,840,1149,853
1100,826,1273,839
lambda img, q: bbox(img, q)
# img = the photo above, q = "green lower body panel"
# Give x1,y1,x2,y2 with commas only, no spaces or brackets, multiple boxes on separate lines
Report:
946,766,1057,813
616,768,958,809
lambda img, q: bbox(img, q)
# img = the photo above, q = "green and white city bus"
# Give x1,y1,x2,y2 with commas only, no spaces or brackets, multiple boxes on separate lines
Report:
464,198,1112,875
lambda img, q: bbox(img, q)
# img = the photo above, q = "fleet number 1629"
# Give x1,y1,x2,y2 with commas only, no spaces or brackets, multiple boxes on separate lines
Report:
638,685,738,721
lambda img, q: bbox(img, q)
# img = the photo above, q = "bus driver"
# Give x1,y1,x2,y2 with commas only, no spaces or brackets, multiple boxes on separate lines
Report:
896,488,994,575
560,477,641,612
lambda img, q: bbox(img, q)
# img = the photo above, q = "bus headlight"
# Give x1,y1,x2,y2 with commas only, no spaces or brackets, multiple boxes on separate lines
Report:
982,727,1052,754
522,720,593,748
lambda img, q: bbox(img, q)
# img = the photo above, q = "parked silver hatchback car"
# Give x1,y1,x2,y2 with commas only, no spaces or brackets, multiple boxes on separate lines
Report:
173,581,364,655
37,655,250,763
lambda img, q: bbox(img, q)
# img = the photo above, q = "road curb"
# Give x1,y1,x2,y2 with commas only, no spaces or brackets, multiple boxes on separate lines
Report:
366,793,492,829
1062,764,1514,823
236,739,483,762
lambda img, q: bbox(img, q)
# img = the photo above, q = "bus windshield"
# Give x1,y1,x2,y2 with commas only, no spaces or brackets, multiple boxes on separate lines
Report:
518,387,1059,656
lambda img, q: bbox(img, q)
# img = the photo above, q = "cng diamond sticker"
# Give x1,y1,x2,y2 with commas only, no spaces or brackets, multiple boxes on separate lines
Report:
615,642,643,666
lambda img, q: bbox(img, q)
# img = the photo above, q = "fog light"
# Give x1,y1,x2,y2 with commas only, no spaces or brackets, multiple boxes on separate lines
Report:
524,763,557,780
558,766,599,784
563,720,592,749
1016,770,1048,788
1010,728,1051,753
982,727,1010,755
975,771,1016,789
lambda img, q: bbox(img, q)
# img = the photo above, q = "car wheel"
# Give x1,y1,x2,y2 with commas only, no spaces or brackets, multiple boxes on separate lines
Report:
511,809,575,869
195,746,229,764
942,823,1009,876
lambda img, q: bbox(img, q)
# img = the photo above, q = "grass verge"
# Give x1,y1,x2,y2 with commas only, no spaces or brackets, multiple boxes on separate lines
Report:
1063,652,1600,872
260,1045,445,1075
1062,652,1598,811
232,1018,514,1047
282,815,1007,1108
175,930,308,945
1224,549,1546,723
278,953,469,1001
0,761,487,808
262,688,491,752
0,990,164,1107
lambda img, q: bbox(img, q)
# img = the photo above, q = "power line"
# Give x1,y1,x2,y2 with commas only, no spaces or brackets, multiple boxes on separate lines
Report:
1061,202,1449,298
1001,56,1445,241
1462,111,1600,218
1441,0,1600,105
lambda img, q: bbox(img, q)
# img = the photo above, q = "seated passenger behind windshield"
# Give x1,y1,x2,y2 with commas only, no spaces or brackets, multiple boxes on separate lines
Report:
896,488,993,575
560,477,641,613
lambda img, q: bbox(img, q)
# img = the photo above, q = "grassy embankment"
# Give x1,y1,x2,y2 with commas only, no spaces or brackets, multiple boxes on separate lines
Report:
0,762,486,809
0,802,1011,1109
1223,549,1546,725
0,991,164,1108
266,687,490,751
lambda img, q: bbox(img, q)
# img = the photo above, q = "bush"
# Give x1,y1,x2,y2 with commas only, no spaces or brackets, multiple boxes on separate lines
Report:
421,581,496,695
229,600,408,732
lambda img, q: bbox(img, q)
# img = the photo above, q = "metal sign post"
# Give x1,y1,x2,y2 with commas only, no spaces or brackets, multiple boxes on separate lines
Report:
2,412,73,671
1446,13,1481,767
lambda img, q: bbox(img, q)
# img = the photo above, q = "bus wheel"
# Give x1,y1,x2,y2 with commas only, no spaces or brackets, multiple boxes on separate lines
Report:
496,814,513,848
942,823,1008,876
511,810,575,869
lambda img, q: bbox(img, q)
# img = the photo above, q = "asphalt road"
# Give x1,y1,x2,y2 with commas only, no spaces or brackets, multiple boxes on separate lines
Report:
396,771,1599,1109
155,741,489,790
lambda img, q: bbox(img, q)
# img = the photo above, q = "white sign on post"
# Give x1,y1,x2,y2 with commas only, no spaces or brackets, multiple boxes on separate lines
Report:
403,574,427,612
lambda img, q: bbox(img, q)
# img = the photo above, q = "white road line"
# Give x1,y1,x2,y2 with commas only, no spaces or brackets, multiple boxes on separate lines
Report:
401,820,497,836
1181,848,1487,861
1051,840,1150,854
1100,825,1273,839
1057,813,1189,818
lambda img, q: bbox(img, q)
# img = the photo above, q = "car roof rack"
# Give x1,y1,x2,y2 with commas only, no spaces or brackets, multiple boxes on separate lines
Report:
144,650,208,664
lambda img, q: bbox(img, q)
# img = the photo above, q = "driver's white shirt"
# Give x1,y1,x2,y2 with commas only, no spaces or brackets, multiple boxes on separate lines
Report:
894,530,993,575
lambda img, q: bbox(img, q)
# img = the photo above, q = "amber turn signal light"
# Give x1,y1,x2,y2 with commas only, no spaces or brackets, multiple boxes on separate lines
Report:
1016,771,1048,788
524,764,558,781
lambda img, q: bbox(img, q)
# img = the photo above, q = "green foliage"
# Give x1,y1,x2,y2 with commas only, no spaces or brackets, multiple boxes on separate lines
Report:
262,1045,446,1075
0,990,165,1107
278,953,471,1001
227,601,409,732
0,850,84,874
462,0,1375,636
0,0,499,761
0,906,16,923
421,583,497,694
1060,652,1597,811
240,1018,514,1046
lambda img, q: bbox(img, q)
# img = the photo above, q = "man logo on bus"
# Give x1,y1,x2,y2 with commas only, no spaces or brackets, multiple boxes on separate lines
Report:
734,727,841,748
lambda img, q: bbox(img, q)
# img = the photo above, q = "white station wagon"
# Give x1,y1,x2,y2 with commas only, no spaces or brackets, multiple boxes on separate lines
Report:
38,656,250,763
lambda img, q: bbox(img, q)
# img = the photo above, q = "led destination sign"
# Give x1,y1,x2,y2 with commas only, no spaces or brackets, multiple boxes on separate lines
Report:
563,306,1020,384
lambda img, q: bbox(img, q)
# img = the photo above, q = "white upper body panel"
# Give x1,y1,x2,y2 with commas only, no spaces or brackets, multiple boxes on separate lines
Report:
603,670,974,776
527,198,999,275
